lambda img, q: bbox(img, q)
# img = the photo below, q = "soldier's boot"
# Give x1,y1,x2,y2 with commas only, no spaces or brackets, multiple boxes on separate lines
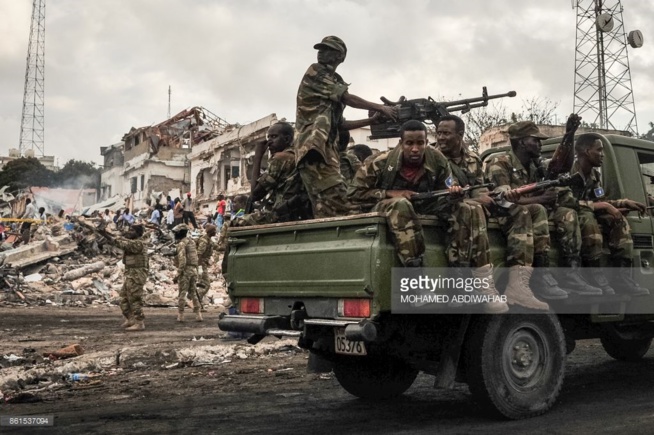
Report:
471,264,509,314
121,316,135,328
404,256,423,267
531,254,568,300
125,320,145,331
582,258,616,295
177,311,185,322
504,265,550,311
611,258,650,296
559,256,603,296
195,311,203,322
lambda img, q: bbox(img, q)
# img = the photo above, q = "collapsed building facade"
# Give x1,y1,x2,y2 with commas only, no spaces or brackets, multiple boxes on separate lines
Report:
99,107,230,210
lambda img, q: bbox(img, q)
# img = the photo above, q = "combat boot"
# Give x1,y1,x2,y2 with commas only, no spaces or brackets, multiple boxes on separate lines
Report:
531,254,568,300
504,265,550,311
471,264,509,314
195,311,203,322
121,316,135,328
177,311,185,322
125,320,145,331
559,257,602,296
611,258,650,296
582,258,615,295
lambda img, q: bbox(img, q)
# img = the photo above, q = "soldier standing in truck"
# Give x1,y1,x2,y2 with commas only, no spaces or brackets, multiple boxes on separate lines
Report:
571,132,649,296
294,35,398,218
485,121,602,297
349,120,510,313
437,115,568,303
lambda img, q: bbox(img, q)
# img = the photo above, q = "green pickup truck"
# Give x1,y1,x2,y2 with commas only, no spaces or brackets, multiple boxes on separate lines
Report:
218,133,654,419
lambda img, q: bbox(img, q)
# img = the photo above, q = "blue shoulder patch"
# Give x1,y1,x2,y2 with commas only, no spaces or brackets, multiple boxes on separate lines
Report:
445,175,453,187
594,187,605,198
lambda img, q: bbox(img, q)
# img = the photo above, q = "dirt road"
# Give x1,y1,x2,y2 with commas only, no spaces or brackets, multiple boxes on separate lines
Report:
1,306,653,434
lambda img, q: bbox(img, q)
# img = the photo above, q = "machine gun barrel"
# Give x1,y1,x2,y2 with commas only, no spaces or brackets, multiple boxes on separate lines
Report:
442,88,517,114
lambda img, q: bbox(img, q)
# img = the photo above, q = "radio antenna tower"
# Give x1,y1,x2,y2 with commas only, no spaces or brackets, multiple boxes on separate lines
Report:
167,85,171,119
19,0,46,157
572,0,643,135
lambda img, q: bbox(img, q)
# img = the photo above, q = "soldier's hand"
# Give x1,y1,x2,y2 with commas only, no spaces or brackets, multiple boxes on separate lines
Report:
624,200,647,214
565,113,582,134
448,186,463,197
386,189,415,200
504,189,522,203
473,193,495,208
378,105,398,121
595,202,623,221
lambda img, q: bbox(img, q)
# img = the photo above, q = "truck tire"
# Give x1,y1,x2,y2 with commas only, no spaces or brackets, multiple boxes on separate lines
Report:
464,314,566,419
600,335,652,362
333,355,418,400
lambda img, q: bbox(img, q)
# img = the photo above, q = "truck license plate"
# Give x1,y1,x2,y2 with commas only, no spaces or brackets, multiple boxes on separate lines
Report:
334,328,367,356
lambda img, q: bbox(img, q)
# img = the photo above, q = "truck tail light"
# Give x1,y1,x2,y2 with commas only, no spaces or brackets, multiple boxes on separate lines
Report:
338,299,371,318
240,298,264,314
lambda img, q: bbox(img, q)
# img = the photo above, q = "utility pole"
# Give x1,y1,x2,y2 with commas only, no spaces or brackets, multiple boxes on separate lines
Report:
19,0,46,157
572,0,643,135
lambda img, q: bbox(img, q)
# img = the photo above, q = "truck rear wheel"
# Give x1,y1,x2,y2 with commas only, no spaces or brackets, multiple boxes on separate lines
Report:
333,355,418,400
465,314,566,419
600,334,652,361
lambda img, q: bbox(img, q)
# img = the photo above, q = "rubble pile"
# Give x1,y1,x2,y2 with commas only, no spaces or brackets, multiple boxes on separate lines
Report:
0,223,229,310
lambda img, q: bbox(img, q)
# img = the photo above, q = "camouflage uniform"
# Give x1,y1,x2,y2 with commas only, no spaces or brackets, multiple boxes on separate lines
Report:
175,237,200,313
340,151,362,183
570,162,633,261
114,236,148,322
348,146,490,266
196,233,214,302
294,62,355,217
485,150,580,258
448,148,535,266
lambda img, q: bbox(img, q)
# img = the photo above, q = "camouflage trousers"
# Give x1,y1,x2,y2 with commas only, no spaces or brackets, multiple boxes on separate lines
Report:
178,266,200,313
373,197,490,266
578,206,633,261
548,206,582,258
120,268,147,321
197,260,211,301
298,160,359,218
495,203,549,265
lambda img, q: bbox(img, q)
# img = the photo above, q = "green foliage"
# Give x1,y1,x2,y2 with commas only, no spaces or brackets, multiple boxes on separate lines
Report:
0,158,101,192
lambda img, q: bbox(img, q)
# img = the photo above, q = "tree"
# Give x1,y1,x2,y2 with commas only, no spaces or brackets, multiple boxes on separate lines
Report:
461,97,560,152
55,160,101,190
639,122,654,142
0,158,55,192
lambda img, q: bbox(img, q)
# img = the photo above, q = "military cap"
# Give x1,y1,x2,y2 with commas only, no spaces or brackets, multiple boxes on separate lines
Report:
314,36,347,56
172,223,188,232
508,121,549,140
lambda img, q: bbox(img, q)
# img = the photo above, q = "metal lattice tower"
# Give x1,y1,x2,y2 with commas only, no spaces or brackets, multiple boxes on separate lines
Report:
573,0,638,135
19,0,46,157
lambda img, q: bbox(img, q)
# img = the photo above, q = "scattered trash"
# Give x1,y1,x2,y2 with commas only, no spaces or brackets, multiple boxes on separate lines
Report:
43,343,84,359
66,373,98,382
3,353,23,362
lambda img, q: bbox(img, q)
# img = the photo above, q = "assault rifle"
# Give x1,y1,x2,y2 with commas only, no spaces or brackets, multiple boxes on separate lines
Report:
369,87,516,140
492,174,581,207
410,183,495,202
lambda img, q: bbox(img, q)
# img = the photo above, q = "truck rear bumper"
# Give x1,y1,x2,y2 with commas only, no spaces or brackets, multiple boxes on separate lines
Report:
218,315,378,341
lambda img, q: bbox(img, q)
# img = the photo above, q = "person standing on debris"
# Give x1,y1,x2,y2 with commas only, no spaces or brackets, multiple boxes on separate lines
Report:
215,194,226,230
172,223,202,322
149,205,161,226
182,193,197,229
166,205,175,229
121,209,135,227
225,196,233,220
20,198,37,244
173,198,183,226
37,207,47,224
167,195,174,211
196,224,217,310
294,35,398,218
103,209,113,224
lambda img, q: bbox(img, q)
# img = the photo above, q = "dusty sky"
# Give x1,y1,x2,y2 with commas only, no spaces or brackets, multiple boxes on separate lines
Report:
1,0,653,167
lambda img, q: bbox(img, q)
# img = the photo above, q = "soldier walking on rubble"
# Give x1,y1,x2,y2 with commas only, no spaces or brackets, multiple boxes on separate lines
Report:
172,224,202,322
196,224,217,310
294,35,398,218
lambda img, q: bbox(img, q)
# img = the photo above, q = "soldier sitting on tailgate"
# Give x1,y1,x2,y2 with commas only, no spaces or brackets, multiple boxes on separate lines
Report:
485,121,602,297
570,133,649,296
348,120,509,313
437,115,566,307
172,224,202,322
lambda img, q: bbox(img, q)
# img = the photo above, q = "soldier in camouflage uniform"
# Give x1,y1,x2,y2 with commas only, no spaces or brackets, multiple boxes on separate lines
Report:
95,223,148,330
349,120,508,314
172,224,202,322
294,35,398,218
571,133,649,295
338,129,362,183
486,121,601,297
196,224,217,308
437,115,565,310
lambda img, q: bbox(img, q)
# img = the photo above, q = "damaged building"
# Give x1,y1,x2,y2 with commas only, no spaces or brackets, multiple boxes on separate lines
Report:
188,114,278,213
99,107,230,209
